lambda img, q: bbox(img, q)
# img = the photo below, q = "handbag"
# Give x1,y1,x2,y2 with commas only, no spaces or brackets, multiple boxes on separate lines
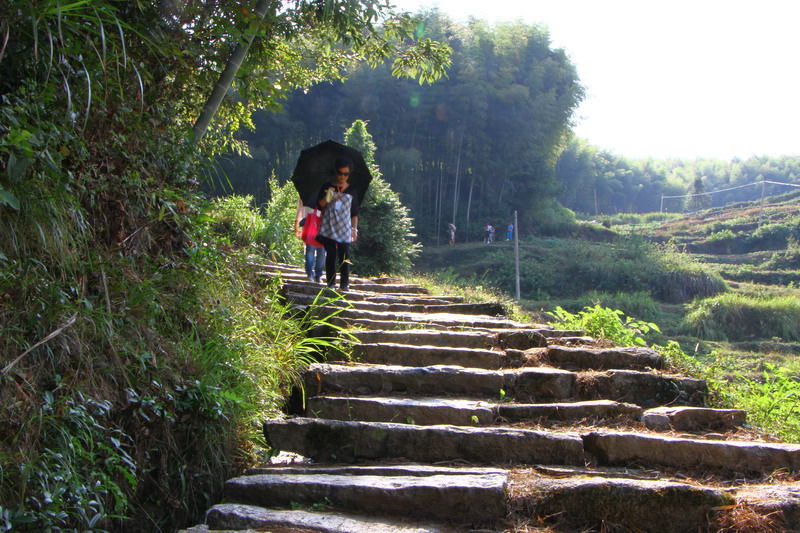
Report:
300,209,324,248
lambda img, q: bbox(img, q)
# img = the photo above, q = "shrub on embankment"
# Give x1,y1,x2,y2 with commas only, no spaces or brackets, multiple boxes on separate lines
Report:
417,236,726,304
1,193,320,532
684,291,800,342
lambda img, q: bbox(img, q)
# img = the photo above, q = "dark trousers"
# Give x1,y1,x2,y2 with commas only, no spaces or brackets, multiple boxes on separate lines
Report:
323,240,350,288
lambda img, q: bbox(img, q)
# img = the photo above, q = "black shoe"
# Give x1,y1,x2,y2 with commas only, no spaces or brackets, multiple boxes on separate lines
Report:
339,285,349,291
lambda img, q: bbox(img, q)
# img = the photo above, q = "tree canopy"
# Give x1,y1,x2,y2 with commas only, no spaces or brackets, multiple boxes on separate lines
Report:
213,10,585,240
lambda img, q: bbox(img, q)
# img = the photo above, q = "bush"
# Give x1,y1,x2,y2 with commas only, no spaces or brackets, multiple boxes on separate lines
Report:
761,237,800,269
474,236,724,303
550,304,660,347
657,342,800,443
684,292,800,341
346,120,420,277
576,291,661,322
353,175,421,276
747,223,791,250
210,177,304,265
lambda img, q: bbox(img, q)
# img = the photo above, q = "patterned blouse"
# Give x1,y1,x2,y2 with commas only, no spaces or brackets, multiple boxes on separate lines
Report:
317,182,360,244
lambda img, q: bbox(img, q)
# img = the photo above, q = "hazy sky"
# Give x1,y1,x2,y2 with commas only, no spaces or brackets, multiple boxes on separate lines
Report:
390,0,800,160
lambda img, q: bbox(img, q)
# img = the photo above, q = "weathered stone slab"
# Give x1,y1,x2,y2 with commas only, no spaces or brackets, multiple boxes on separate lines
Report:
348,329,493,349
546,345,664,370
204,503,453,532
642,406,747,431
499,400,642,422
495,330,549,350
317,307,527,330
579,369,708,406
583,431,800,473
284,283,463,304
306,396,495,425
351,343,503,369
421,302,507,316
735,483,800,529
305,363,507,397
508,367,576,402
287,292,498,316
246,464,508,477
330,317,452,331
264,417,585,465
223,472,507,525
509,473,729,533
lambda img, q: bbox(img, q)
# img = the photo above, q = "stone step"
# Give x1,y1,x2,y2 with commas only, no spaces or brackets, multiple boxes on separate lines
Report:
307,396,496,425
306,396,642,427
284,282,462,304
331,316,452,331
508,470,728,533
305,363,573,402
734,483,800,530
642,406,747,431
583,431,800,474
198,503,455,532
541,345,664,370
286,291,505,316
246,464,508,477
255,262,432,295
305,363,707,406
265,417,585,465
497,399,642,423
305,395,742,434
350,343,504,369
265,418,800,475
221,467,507,526
347,329,549,351
313,307,528,330
348,329,497,349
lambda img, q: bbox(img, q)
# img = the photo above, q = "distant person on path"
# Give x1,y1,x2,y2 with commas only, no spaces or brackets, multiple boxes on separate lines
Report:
448,222,456,245
317,156,359,291
294,198,325,282
506,223,514,241
484,223,491,243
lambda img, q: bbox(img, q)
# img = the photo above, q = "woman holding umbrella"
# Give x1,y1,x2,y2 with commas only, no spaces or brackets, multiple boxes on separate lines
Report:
316,156,359,291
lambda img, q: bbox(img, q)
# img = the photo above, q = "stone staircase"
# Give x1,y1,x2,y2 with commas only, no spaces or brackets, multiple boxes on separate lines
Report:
181,262,800,533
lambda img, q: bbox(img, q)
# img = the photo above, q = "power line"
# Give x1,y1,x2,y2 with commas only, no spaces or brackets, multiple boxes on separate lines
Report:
659,179,800,214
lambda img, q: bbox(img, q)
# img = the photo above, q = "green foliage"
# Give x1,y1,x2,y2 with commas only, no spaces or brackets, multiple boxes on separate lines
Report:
575,291,662,323
206,178,305,265
345,120,420,276
705,229,737,243
2,390,136,532
444,235,726,304
685,177,712,212
209,195,271,247
0,0,452,530
728,363,800,441
761,237,800,269
684,292,800,341
657,342,800,443
217,14,584,242
550,305,660,347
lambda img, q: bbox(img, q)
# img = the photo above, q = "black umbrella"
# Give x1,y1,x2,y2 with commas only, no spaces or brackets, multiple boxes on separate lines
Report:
290,139,373,207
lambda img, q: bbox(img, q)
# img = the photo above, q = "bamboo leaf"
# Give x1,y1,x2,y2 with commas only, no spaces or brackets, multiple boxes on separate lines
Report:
0,187,20,211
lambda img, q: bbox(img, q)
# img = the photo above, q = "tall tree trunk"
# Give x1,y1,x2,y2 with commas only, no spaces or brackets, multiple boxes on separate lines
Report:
465,175,474,243
451,123,466,227
436,163,444,245
192,0,272,142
